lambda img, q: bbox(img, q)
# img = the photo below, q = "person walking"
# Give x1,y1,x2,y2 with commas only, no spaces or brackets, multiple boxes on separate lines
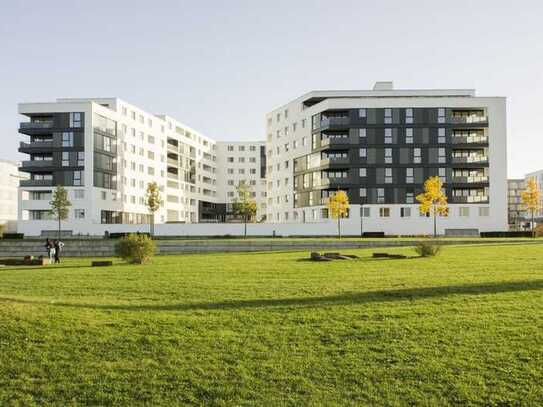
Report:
53,240,64,264
45,238,55,262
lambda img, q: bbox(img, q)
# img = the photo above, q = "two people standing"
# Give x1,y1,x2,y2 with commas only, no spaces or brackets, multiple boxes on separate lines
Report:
44,238,64,263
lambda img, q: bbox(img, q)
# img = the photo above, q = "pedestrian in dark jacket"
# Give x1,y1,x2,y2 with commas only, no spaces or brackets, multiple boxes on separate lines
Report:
45,238,54,261
53,240,64,263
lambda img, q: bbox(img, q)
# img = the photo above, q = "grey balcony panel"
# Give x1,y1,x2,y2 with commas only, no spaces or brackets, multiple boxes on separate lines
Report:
20,179,53,187
20,121,54,129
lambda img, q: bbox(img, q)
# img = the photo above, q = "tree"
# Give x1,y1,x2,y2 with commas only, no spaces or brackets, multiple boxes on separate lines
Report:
521,177,541,238
232,182,257,238
50,185,71,240
416,176,448,238
327,190,350,239
146,182,161,237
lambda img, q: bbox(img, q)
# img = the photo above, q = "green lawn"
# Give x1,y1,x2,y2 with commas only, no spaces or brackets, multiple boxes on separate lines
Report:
0,243,542,406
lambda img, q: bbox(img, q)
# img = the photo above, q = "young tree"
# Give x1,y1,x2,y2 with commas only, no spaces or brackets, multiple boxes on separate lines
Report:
146,182,161,237
521,177,541,237
50,185,71,240
232,182,257,238
327,190,350,239
416,176,448,238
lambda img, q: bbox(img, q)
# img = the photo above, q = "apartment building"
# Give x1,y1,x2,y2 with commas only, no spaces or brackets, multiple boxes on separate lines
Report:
215,141,267,221
0,160,24,232
265,82,508,235
507,179,525,230
17,98,266,234
524,169,543,222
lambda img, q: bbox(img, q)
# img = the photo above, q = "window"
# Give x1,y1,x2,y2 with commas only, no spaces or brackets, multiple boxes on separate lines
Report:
384,128,392,144
459,207,470,217
359,108,366,118
359,188,367,197
359,148,367,158
249,157,256,163
227,157,234,163
385,148,393,164
479,207,490,217
385,168,393,184
359,128,366,138
239,157,245,163
438,108,446,123
359,168,367,177
414,148,421,164
380,207,390,217
438,148,446,164
406,168,414,183
74,189,85,199
302,137,307,146
70,112,82,128
406,192,414,204
238,145,245,152
361,207,370,217
227,168,234,174
284,143,289,152
77,151,84,166
406,128,413,144
103,137,111,152
401,207,411,217
62,152,70,167
73,171,83,186
62,132,74,147
377,188,385,204
74,209,85,219
405,108,413,124
438,128,446,143
384,108,392,124
439,168,446,183
227,145,234,151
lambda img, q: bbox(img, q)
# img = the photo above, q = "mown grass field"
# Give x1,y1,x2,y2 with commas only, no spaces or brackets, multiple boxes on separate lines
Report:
0,243,542,406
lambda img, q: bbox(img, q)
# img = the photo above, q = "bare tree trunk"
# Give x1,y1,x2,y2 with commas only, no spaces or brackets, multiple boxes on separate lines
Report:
337,216,341,239
150,213,154,238
244,214,247,238
433,212,437,238
58,216,61,240
532,211,535,238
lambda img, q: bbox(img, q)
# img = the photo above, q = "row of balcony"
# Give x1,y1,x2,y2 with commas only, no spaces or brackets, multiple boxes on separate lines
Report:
314,196,489,205
317,115,488,130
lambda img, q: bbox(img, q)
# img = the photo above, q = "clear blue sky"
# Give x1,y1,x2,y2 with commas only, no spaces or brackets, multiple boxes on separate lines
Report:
1,0,541,178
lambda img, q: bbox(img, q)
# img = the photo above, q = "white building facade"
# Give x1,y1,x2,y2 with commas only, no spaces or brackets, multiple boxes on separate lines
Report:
265,82,508,235
0,160,23,232
17,98,266,235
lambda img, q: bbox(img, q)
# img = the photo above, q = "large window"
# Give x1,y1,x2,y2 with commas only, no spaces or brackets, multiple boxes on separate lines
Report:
62,132,74,147
70,112,82,128
73,170,83,186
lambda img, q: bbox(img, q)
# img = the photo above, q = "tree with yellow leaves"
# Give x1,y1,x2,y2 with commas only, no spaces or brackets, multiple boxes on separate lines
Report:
521,177,541,237
146,182,162,237
416,176,448,238
327,190,350,239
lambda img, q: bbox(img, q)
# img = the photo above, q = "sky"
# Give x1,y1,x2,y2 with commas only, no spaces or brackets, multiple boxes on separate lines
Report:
0,0,542,178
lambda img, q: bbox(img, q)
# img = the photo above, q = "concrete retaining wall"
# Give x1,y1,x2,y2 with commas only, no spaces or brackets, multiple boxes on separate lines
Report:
0,238,538,258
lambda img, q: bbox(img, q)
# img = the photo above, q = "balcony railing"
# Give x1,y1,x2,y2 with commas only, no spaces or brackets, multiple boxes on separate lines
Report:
20,121,54,130
451,155,488,164
21,160,53,168
19,141,54,150
20,179,53,187
450,116,488,124
320,117,350,129
451,176,489,184
451,135,489,144
452,195,489,203
167,158,178,167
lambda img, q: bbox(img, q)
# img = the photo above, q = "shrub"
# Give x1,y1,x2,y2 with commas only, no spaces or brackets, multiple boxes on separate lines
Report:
1,233,24,239
414,240,442,257
114,234,156,264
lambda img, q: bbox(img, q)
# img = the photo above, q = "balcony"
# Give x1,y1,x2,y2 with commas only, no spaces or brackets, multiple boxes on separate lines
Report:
452,195,489,203
21,160,54,169
451,176,489,184
20,121,54,130
451,155,488,164
319,117,350,130
450,116,488,124
19,141,54,152
167,158,178,167
20,179,53,187
320,177,350,187
451,135,488,144
19,121,55,135
167,143,178,152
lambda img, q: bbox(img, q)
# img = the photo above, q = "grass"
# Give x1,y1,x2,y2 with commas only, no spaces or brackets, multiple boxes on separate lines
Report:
0,243,542,406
